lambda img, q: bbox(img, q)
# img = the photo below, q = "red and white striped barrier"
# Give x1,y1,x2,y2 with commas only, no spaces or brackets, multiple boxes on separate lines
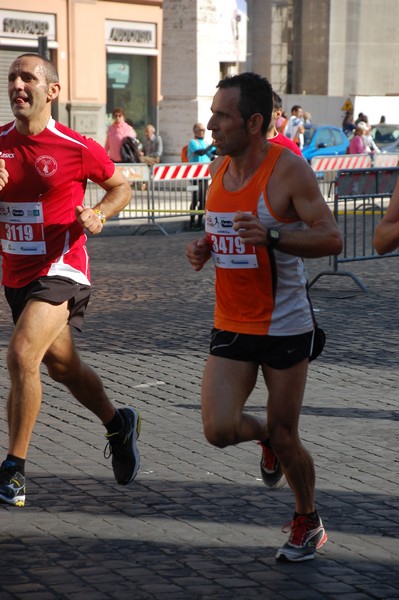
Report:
311,153,399,172
373,153,399,167
311,154,372,172
152,163,210,181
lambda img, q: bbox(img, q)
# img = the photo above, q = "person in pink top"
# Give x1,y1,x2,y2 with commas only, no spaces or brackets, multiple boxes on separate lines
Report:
349,121,370,154
104,107,137,162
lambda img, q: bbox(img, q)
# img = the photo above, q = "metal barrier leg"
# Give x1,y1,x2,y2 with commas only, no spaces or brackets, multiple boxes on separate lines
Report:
308,270,368,293
132,222,169,236
189,189,198,229
131,170,169,236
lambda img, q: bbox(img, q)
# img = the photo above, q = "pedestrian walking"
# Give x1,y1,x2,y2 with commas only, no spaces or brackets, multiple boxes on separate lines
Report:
0,53,141,508
186,72,342,562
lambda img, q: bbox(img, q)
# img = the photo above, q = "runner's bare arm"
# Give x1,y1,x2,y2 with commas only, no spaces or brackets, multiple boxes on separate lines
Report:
186,236,212,271
76,167,131,234
373,178,399,254
234,153,342,258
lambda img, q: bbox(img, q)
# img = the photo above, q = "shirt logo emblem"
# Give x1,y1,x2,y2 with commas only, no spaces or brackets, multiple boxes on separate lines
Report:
35,155,57,177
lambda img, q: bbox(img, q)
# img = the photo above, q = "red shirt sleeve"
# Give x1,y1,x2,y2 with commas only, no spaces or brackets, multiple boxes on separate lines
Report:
81,136,116,184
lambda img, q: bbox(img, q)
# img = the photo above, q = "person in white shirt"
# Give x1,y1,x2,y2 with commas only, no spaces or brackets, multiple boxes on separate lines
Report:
284,105,305,150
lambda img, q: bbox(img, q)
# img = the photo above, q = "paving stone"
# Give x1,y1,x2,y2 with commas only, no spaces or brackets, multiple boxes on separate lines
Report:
0,231,398,599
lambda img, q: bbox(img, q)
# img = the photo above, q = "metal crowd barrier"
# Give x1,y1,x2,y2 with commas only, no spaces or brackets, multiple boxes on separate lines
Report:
309,166,399,292
311,152,399,174
311,153,399,206
85,162,399,290
84,162,211,235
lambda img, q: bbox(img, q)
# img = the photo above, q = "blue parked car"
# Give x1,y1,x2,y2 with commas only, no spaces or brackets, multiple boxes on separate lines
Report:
302,124,349,162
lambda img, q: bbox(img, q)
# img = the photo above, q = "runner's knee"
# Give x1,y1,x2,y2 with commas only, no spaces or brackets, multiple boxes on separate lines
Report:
7,343,40,376
202,416,238,448
268,424,299,458
44,352,80,385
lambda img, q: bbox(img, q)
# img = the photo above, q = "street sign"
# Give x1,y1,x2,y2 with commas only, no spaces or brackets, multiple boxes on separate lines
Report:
341,98,354,112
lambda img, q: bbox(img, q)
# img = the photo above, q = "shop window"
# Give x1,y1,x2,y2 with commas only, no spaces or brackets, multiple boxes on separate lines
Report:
106,54,156,140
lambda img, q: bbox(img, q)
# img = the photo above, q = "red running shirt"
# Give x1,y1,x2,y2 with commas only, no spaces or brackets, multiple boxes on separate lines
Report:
268,131,303,156
0,118,115,288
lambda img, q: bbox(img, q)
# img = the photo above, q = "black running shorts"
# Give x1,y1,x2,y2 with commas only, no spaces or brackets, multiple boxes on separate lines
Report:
209,327,323,369
4,276,91,331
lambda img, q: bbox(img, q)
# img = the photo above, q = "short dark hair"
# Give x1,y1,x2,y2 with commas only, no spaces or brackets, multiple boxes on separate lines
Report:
113,107,125,117
217,72,273,135
291,104,302,113
272,91,283,111
15,53,59,84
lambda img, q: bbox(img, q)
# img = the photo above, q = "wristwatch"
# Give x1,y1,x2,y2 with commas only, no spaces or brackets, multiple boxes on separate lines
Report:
93,209,107,225
267,227,281,249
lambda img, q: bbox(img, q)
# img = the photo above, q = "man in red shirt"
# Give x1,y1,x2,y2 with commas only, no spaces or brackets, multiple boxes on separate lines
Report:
0,54,141,507
267,92,303,156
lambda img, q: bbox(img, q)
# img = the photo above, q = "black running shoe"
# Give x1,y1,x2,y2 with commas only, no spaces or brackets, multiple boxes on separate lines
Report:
276,514,328,562
104,407,141,485
258,441,286,489
0,460,26,507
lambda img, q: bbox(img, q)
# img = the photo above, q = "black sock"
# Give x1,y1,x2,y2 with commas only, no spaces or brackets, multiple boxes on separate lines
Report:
104,410,124,435
294,510,318,521
260,438,271,447
6,454,25,475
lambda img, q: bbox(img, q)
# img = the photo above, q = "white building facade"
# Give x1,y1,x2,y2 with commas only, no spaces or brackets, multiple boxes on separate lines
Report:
0,1,397,158
160,0,399,159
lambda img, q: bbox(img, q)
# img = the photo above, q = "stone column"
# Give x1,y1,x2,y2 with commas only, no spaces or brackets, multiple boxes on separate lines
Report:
246,0,272,77
159,0,220,162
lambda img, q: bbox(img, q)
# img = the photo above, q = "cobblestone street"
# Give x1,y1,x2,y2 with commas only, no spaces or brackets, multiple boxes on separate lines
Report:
0,230,398,599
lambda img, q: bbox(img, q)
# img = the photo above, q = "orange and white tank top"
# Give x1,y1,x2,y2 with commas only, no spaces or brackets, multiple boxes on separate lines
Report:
205,143,314,336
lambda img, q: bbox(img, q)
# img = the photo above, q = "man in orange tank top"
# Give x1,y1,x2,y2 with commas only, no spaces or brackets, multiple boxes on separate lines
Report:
186,72,342,562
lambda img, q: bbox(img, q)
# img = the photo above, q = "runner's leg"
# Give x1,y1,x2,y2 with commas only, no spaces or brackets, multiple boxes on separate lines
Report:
6,299,71,458
43,325,116,425
201,355,268,447
262,359,315,514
